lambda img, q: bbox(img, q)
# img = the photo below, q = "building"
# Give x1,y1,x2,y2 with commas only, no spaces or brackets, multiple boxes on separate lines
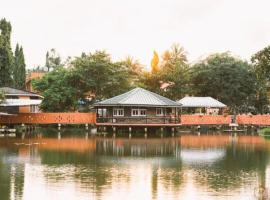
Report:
178,97,226,115
0,87,43,114
25,71,46,92
94,87,182,127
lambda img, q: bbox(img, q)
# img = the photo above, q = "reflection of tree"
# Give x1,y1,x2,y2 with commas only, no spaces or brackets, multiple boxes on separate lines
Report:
0,149,25,200
193,145,269,192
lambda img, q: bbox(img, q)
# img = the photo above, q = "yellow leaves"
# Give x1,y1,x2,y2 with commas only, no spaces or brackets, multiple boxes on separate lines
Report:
151,51,159,73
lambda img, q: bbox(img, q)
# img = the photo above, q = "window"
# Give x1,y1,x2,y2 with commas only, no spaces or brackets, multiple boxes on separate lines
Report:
30,105,40,113
113,108,124,116
131,109,146,116
156,108,164,116
98,108,107,117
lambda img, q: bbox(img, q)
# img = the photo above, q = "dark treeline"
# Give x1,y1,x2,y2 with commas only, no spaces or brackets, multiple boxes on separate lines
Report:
0,18,270,114
0,18,26,89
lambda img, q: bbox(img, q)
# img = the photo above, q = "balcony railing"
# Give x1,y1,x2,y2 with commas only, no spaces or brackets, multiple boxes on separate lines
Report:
96,116,180,124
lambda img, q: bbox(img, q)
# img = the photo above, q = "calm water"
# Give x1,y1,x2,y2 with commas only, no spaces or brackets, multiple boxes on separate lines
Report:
0,130,270,200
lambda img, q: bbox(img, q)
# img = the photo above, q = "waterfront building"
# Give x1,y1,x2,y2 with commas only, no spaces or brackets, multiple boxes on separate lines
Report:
94,87,182,127
0,87,43,114
178,96,226,115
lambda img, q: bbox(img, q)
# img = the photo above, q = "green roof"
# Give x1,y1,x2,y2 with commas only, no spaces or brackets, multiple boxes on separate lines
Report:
94,87,181,107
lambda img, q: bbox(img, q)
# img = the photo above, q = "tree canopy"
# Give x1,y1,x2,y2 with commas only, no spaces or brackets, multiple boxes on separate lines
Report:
191,53,258,113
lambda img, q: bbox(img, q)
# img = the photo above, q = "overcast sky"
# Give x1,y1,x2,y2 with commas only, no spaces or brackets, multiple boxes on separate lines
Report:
1,0,270,69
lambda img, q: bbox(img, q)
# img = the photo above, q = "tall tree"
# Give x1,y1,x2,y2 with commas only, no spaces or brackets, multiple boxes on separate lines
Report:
13,44,26,89
0,18,13,87
45,49,61,72
191,53,258,113
251,46,270,113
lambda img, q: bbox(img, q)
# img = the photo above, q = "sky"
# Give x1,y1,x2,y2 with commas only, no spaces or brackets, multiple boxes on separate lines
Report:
1,0,270,69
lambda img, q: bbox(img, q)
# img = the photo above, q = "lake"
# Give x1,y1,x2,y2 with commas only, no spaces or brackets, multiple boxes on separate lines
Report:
0,129,269,200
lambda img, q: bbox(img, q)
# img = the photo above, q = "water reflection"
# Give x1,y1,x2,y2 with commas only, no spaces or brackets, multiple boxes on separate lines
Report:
0,132,269,200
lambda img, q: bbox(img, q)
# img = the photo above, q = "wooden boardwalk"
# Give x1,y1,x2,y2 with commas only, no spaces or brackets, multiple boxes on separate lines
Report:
1,113,270,126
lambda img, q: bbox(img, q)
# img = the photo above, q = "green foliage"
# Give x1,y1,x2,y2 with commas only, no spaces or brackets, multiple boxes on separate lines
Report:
71,51,132,101
191,53,257,113
45,49,62,72
251,46,270,113
0,18,13,87
0,89,5,103
33,50,134,111
140,44,190,100
33,67,78,112
258,127,270,136
13,44,26,89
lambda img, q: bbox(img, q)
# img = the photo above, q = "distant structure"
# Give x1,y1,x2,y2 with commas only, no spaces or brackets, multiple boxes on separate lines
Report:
26,71,46,92
0,87,43,114
94,87,182,129
178,97,226,115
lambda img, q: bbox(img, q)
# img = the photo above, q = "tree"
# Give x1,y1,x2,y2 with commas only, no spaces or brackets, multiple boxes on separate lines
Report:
45,49,61,72
71,50,132,101
0,18,13,87
191,52,257,113
0,89,5,103
32,67,78,112
140,44,190,100
251,46,270,113
13,44,26,89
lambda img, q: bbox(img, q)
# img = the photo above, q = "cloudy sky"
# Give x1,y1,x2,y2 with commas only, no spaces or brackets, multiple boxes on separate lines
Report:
1,0,270,69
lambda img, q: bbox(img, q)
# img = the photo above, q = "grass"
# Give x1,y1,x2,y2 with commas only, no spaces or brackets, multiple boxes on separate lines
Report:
258,127,270,136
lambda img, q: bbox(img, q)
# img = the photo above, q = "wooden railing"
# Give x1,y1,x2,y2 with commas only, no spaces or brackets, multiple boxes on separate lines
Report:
96,116,180,124
0,113,96,125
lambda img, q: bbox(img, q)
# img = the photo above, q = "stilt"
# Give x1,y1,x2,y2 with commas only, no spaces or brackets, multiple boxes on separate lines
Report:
129,133,132,139
58,131,61,140
144,127,147,138
85,124,89,130
160,127,164,138
58,123,61,130
172,127,175,137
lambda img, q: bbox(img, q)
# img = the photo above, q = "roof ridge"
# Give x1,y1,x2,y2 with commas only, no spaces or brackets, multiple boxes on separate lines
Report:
118,87,140,104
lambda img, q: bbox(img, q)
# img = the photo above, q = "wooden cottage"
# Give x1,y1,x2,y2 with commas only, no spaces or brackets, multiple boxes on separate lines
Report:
94,87,182,127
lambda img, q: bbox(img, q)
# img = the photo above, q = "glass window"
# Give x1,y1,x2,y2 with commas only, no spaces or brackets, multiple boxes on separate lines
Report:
113,108,124,116
156,108,164,116
131,109,146,116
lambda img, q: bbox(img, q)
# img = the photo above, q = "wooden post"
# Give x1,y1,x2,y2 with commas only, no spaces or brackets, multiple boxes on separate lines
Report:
85,124,88,130
129,127,132,139
172,127,175,137
58,123,61,130
144,127,147,138
161,127,164,138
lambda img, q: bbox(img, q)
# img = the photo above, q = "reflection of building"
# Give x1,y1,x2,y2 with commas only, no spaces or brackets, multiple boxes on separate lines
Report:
96,138,181,157
0,87,43,114
94,87,182,127
25,71,46,92
178,97,226,115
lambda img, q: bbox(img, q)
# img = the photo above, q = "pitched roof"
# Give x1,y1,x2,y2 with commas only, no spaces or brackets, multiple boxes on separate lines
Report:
0,87,43,98
94,87,181,107
178,97,226,108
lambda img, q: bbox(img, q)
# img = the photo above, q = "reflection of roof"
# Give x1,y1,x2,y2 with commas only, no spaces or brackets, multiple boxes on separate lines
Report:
0,99,42,106
181,149,225,163
178,97,226,108
0,87,43,98
94,87,181,107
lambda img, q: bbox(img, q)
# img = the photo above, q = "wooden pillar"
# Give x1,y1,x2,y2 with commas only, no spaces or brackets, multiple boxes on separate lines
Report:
172,127,175,137
144,127,147,138
129,127,132,139
58,123,61,130
160,127,164,138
